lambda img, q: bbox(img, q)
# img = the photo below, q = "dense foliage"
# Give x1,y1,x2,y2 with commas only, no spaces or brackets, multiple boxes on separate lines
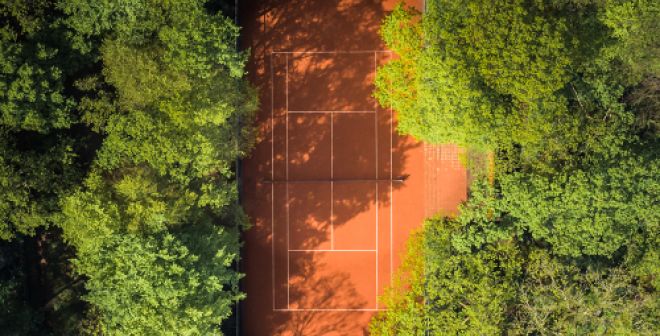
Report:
0,0,255,334
372,0,658,334
376,0,657,170
373,215,658,335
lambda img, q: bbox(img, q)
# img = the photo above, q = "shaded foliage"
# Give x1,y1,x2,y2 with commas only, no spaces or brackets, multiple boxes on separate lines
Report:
1,0,255,333
372,0,658,333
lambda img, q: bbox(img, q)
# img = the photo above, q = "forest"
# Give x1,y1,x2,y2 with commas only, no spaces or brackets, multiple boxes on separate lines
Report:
1,0,255,334
370,0,658,334
0,0,658,335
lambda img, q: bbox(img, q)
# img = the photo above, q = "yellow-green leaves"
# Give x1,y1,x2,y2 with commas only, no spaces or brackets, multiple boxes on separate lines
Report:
373,1,658,333
52,0,255,333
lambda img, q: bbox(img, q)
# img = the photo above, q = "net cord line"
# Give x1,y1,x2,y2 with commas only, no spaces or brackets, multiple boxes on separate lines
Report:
261,178,408,184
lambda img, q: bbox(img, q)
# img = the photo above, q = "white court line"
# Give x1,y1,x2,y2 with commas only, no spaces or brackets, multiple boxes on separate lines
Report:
285,53,290,309
272,50,393,54
331,110,334,250
289,249,377,252
375,183,379,310
385,50,394,284
274,308,386,312
270,50,398,312
270,53,276,310
288,110,376,114
374,51,379,310
331,181,334,250
285,54,289,179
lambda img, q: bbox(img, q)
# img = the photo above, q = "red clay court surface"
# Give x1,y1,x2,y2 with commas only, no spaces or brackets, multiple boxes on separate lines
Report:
239,1,467,335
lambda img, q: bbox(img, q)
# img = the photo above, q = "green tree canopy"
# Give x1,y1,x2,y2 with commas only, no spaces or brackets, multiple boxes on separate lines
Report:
451,147,659,258
371,212,658,335
372,0,658,333
54,0,256,333
0,0,84,240
71,227,243,335
1,0,255,333
376,0,657,171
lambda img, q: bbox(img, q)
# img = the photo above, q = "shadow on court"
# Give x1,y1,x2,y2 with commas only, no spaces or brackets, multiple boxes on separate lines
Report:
239,0,423,335
273,254,370,336
240,0,395,58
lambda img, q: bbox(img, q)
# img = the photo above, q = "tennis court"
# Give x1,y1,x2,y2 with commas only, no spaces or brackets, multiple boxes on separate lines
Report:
239,0,465,334
269,51,399,312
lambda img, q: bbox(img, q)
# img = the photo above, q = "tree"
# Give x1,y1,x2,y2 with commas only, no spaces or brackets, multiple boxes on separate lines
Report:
510,250,658,335
0,242,44,335
599,0,660,85
0,0,84,240
451,147,659,258
371,201,658,335
70,228,243,335
376,1,654,172
500,147,659,257
54,0,256,332
1,0,256,332
371,218,522,335
369,231,426,335
373,0,659,333
377,1,575,149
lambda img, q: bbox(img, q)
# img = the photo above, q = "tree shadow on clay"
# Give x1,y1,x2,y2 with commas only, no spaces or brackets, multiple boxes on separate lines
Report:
273,255,370,335
238,1,422,335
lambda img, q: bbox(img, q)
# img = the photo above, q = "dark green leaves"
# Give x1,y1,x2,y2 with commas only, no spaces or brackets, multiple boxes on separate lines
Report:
1,0,255,333
373,0,659,333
